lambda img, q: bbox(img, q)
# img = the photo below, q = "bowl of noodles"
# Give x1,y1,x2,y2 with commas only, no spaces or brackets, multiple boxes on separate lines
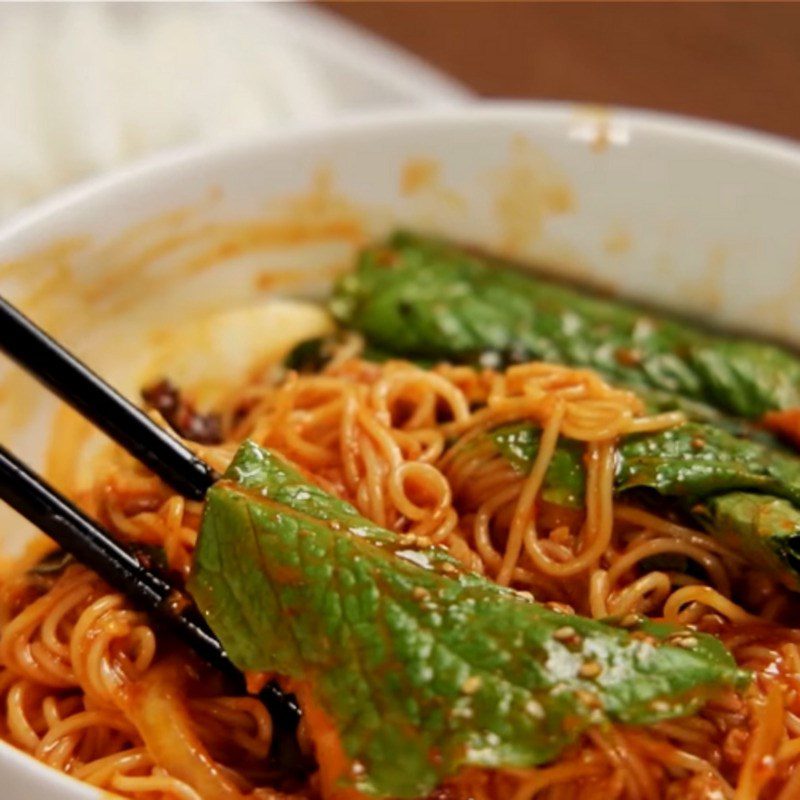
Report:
2,103,800,800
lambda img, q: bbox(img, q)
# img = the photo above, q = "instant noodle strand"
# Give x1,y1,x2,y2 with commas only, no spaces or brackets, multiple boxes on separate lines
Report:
3,354,800,798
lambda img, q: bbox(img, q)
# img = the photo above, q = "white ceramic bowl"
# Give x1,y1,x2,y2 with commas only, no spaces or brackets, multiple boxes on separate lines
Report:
2,103,800,798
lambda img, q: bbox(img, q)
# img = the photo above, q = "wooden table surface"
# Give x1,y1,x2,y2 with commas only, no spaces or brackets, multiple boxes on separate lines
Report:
323,2,800,143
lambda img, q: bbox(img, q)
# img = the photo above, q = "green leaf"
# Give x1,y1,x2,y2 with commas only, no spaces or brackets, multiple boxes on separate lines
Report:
492,424,585,508
690,342,800,418
491,420,800,506
189,441,748,799
486,420,800,589
284,336,398,374
694,492,800,587
617,422,800,505
331,232,800,419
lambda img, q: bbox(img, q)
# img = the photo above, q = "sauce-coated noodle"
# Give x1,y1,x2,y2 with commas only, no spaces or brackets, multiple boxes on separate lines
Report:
2,353,800,799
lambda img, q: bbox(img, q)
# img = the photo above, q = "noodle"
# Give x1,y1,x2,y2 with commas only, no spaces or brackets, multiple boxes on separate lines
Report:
3,351,800,799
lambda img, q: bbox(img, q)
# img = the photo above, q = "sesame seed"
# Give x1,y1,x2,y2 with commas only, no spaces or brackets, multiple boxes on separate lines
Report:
652,700,670,713
553,626,577,642
440,562,459,575
619,614,641,629
461,676,482,695
579,661,602,679
515,590,535,602
412,586,430,601
576,690,602,709
525,700,544,718
675,636,698,649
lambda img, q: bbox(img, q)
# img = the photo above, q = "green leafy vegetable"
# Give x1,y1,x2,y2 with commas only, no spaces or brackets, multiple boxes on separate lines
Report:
331,231,800,419
283,336,337,374
618,423,800,504
190,441,748,799
493,425,586,508
284,334,398,374
490,420,800,588
694,493,800,582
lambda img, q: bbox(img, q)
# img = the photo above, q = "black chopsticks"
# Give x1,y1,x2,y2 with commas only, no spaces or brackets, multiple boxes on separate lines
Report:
0,446,298,723
0,296,217,500
0,296,299,725
0,444,230,669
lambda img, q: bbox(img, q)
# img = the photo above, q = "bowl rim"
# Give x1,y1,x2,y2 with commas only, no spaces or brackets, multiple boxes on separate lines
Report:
3,98,800,797
3,99,800,253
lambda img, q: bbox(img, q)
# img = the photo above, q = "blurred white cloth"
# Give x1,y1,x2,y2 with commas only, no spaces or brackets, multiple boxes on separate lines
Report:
0,3,466,218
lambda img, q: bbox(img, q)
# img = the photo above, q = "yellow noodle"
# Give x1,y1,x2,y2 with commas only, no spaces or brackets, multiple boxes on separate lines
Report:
1,354,798,799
